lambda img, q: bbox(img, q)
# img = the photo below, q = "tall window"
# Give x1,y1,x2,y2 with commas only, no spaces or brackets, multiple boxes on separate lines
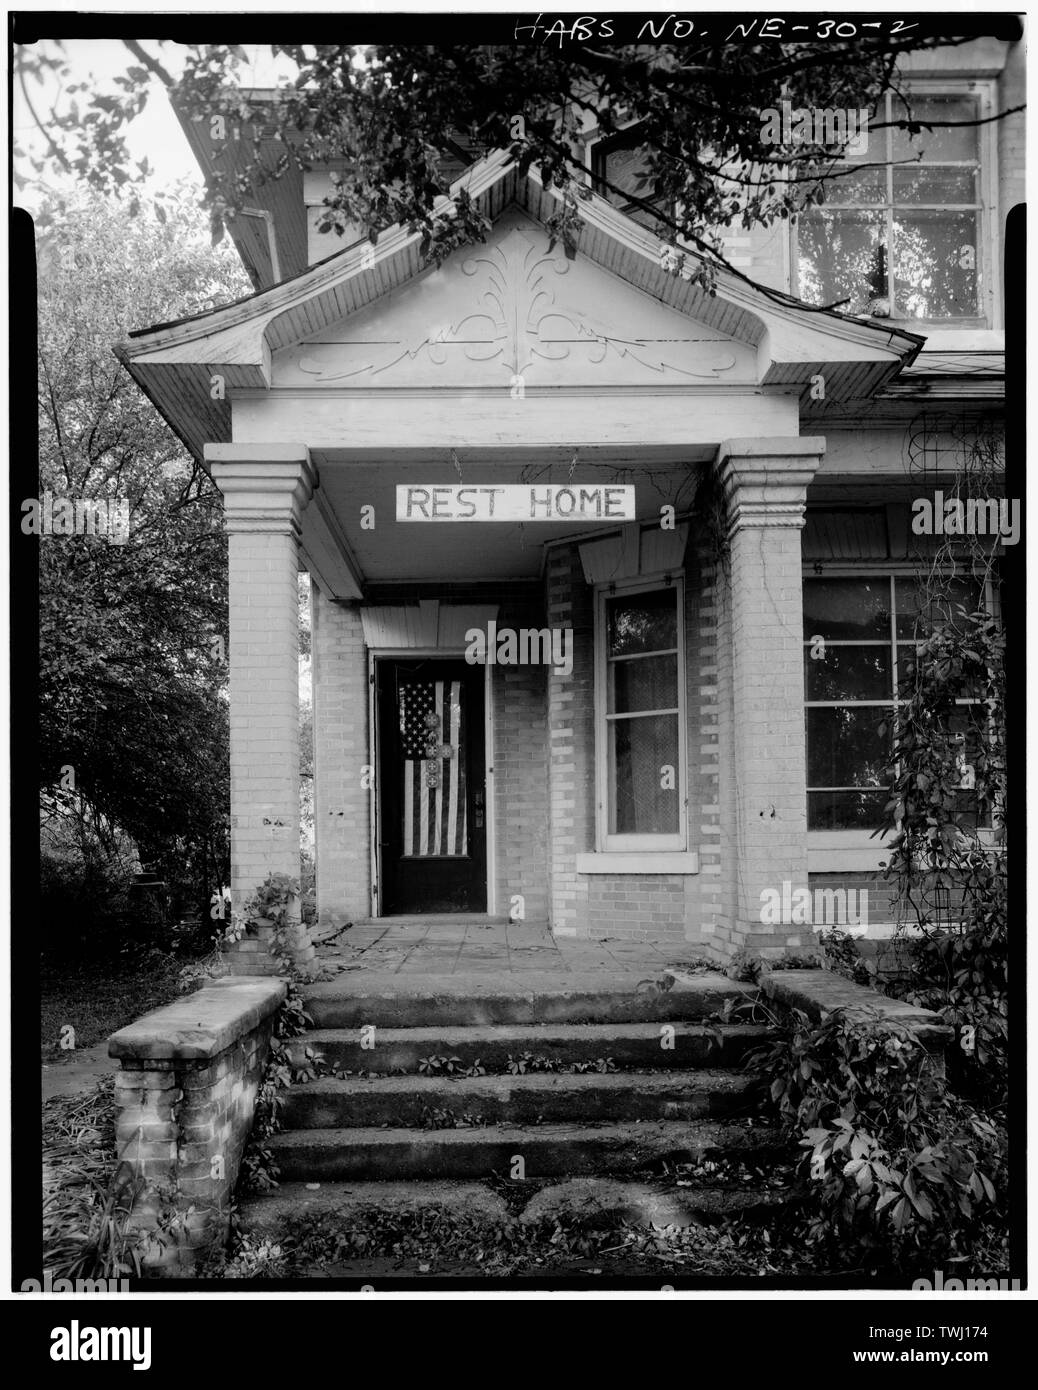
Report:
796,92,985,321
804,573,989,831
597,580,686,850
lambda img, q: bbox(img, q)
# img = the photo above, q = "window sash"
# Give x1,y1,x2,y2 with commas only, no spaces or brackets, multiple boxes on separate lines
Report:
794,86,990,322
596,577,687,852
804,571,994,825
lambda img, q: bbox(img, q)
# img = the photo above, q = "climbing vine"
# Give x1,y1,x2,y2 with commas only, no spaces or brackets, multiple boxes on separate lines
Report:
878,417,1008,1097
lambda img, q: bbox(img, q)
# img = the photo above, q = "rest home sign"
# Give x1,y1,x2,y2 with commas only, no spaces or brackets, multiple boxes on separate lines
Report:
396,484,636,522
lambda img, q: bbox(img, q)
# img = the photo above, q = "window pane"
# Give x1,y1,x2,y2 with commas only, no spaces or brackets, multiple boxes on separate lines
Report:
893,211,979,318
797,208,887,312
807,706,891,789
602,141,655,202
609,714,680,835
949,709,992,827
894,576,985,637
823,165,886,204
596,139,667,230
805,645,891,702
607,589,677,657
803,578,892,640
891,96,979,163
897,643,985,700
609,653,678,714
893,166,977,204
947,713,991,827
809,789,888,830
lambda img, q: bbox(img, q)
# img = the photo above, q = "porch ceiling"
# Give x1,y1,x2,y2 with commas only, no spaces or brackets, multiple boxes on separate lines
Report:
311,453,706,583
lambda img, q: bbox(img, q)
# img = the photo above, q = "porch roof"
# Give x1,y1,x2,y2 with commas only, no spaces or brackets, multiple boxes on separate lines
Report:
115,148,923,464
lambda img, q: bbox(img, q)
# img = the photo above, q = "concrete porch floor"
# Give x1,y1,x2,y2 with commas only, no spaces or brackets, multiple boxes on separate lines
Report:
314,920,713,978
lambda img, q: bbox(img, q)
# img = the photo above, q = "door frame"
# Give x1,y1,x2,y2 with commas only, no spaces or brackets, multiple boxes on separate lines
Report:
368,648,496,918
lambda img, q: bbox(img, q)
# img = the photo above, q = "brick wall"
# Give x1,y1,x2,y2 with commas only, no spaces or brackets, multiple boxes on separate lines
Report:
491,597,550,923
108,978,286,1273
312,591,371,925
807,871,969,932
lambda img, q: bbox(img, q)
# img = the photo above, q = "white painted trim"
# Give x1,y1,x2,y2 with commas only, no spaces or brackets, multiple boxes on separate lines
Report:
809,846,891,873
576,851,700,875
368,648,495,918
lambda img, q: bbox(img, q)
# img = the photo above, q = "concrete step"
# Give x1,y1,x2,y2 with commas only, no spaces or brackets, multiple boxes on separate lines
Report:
301,971,753,1029
348,916,513,928
266,1119,784,1181
223,953,282,977
239,1175,793,1240
289,1021,773,1073
280,1070,760,1129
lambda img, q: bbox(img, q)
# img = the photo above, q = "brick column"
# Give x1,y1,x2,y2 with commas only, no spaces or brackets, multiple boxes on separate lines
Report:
311,588,370,927
545,545,594,936
715,437,824,959
206,444,316,977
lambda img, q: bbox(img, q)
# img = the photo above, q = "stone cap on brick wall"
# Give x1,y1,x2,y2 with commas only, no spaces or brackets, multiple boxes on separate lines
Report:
759,969,953,1049
108,977,287,1062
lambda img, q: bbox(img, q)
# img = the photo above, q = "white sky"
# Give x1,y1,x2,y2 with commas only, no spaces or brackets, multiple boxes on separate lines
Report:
12,41,299,212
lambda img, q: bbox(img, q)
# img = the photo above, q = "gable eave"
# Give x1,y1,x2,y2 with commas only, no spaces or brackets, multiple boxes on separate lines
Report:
117,148,923,455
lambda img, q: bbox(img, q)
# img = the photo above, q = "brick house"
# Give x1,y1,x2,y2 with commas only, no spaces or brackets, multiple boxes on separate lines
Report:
116,37,1017,971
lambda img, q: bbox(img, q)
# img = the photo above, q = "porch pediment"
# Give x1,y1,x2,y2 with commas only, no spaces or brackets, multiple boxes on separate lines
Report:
116,150,922,462
272,210,756,391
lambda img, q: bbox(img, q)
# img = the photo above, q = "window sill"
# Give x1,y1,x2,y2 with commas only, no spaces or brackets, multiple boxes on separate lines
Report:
809,845,891,873
576,851,699,875
809,829,997,873
912,329,1003,349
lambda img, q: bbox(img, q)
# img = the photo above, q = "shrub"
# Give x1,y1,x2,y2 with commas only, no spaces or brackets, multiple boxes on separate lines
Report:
40,846,137,960
749,1006,1008,1274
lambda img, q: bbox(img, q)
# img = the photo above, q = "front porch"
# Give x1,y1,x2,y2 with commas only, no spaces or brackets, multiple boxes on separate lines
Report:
313,917,713,979
117,150,921,972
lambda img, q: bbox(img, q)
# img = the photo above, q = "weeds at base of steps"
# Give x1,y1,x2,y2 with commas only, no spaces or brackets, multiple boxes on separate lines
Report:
205,1203,818,1280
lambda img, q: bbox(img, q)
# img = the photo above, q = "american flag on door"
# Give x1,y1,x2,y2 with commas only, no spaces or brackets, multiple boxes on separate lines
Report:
399,679,468,857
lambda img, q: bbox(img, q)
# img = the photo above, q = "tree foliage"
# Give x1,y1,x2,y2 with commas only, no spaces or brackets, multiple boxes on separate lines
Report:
36,189,251,917
14,38,1023,300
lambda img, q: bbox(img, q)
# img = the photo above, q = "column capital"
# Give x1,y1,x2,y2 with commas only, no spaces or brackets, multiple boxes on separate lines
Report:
715,436,825,535
205,444,315,536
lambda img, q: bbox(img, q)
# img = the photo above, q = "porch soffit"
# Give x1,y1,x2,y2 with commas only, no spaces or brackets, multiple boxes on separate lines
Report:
115,150,922,462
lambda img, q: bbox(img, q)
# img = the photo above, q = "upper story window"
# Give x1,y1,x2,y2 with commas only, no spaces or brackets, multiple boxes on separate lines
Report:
795,91,989,324
590,129,666,231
